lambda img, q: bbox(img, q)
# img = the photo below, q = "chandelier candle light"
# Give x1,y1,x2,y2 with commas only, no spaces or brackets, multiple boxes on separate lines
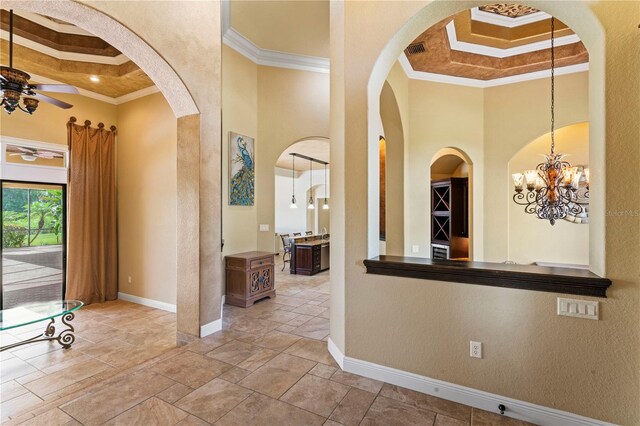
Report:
511,17,589,225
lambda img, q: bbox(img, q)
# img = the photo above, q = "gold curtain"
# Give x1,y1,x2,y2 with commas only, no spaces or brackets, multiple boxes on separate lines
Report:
66,118,117,304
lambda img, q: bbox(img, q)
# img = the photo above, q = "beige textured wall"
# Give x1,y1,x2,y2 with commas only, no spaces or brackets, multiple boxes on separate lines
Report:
117,93,177,305
255,66,330,252
508,123,589,265
483,72,589,263
0,93,117,145
331,1,639,423
222,45,258,258
85,1,223,332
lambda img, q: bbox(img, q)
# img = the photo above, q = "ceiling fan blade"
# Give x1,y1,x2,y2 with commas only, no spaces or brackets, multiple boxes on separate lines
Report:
31,92,74,109
30,84,79,94
16,146,36,153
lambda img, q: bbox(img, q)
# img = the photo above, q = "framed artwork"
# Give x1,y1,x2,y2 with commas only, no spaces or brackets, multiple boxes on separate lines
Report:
229,132,255,206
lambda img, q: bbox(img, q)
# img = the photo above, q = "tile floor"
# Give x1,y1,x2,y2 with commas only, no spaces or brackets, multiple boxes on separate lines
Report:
1,258,535,425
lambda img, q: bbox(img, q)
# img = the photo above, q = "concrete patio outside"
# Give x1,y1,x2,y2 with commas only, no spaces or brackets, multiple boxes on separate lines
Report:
2,245,63,309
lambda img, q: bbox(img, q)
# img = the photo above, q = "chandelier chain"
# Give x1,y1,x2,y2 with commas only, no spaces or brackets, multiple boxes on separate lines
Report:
550,17,555,155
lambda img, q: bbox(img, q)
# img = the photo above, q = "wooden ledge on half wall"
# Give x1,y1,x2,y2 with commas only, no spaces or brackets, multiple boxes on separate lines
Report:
363,256,612,298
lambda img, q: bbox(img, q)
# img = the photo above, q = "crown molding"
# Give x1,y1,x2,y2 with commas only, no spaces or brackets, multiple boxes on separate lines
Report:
445,21,581,59
28,72,159,105
0,30,128,65
469,7,551,28
398,54,589,88
223,28,329,74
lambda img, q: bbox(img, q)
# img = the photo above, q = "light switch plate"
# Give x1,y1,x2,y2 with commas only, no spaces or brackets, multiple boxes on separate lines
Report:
557,297,599,320
259,224,269,232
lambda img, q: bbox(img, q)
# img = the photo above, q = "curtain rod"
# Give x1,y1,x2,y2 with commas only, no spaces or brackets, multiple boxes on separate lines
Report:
67,116,117,133
289,152,329,165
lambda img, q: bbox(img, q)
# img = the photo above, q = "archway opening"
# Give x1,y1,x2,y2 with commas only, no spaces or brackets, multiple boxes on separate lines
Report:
430,148,472,260
2,1,203,339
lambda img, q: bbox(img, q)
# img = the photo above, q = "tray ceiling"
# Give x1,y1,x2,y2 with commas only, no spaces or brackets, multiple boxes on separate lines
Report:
0,9,155,100
403,6,588,81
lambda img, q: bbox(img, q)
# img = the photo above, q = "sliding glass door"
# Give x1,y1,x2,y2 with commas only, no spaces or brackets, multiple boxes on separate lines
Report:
1,182,66,309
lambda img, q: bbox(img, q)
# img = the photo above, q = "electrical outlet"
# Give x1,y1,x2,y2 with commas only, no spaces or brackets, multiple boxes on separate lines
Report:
470,341,482,358
412,245,419,253
128,276,132,284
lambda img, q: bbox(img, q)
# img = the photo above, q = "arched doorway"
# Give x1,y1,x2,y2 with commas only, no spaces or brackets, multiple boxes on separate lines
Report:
4,0,210,340
430,147,473,260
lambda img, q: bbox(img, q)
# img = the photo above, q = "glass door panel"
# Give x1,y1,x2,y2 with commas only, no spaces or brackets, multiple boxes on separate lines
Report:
2,182,66,309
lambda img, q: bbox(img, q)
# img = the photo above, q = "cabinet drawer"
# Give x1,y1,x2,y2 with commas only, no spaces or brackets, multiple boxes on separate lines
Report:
250,257,273,269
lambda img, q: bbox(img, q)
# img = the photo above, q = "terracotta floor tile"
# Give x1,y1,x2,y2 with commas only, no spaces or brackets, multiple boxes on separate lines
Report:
175,378,252,423
329,387,377,426
436,413,470,426
216,393,325,426
284,338,336,365
175,414,212,425
309,363,338,379
152,351,232,388
281,374,350,417
23,357,112,398
103,397,189,426
291,304,328,317
238,353,316,398
217,366,252,383
290,317,330,340
330,370,383,394
0,392,43,422
1,380,29,403
156,383,195,404
380,383,471,421
206,340,263,365
246,330,302,351
0,357,39,384
59,369,174,425
361,395,437,426
18,408,76,426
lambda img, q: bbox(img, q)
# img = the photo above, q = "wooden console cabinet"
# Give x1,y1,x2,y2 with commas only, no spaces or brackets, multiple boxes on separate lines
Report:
225,251,276,307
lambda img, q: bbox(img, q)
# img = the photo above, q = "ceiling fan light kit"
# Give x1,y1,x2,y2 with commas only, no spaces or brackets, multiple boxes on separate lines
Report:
1,10,78,115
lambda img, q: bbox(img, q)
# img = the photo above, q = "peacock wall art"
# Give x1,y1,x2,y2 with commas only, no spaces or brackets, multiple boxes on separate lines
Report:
229,132,255,206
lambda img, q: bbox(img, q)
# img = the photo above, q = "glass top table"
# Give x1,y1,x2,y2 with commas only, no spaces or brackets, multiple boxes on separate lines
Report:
0,300,83,352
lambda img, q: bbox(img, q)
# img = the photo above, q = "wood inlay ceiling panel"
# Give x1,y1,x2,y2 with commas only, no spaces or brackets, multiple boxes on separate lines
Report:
1,10,120,56
0,40,154,98
0,9,153,98
405,9,589,81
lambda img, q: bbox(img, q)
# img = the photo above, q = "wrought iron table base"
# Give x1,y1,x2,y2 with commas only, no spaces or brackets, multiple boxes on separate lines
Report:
0,312,76,352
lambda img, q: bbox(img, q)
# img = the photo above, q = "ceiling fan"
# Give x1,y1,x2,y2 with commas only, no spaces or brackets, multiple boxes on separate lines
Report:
7,145,63,162
1,9,79,115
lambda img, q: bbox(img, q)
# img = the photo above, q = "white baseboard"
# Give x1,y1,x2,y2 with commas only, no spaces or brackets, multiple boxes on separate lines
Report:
200,319,222,337
118,292,176,313
327,337,344,369
327,339,614,426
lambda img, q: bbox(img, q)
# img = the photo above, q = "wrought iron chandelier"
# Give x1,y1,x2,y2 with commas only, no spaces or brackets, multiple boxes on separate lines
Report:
511,17,589,225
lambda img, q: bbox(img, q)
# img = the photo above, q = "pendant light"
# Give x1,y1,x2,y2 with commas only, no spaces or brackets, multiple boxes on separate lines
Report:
290,155,297,208
308,159,315,209
322,163,329,209
511,17,589,225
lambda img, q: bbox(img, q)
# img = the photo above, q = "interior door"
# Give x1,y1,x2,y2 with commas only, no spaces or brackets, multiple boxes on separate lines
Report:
1,181,67,309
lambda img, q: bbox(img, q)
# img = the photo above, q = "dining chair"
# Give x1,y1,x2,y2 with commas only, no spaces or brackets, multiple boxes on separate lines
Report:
305,231,313,236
